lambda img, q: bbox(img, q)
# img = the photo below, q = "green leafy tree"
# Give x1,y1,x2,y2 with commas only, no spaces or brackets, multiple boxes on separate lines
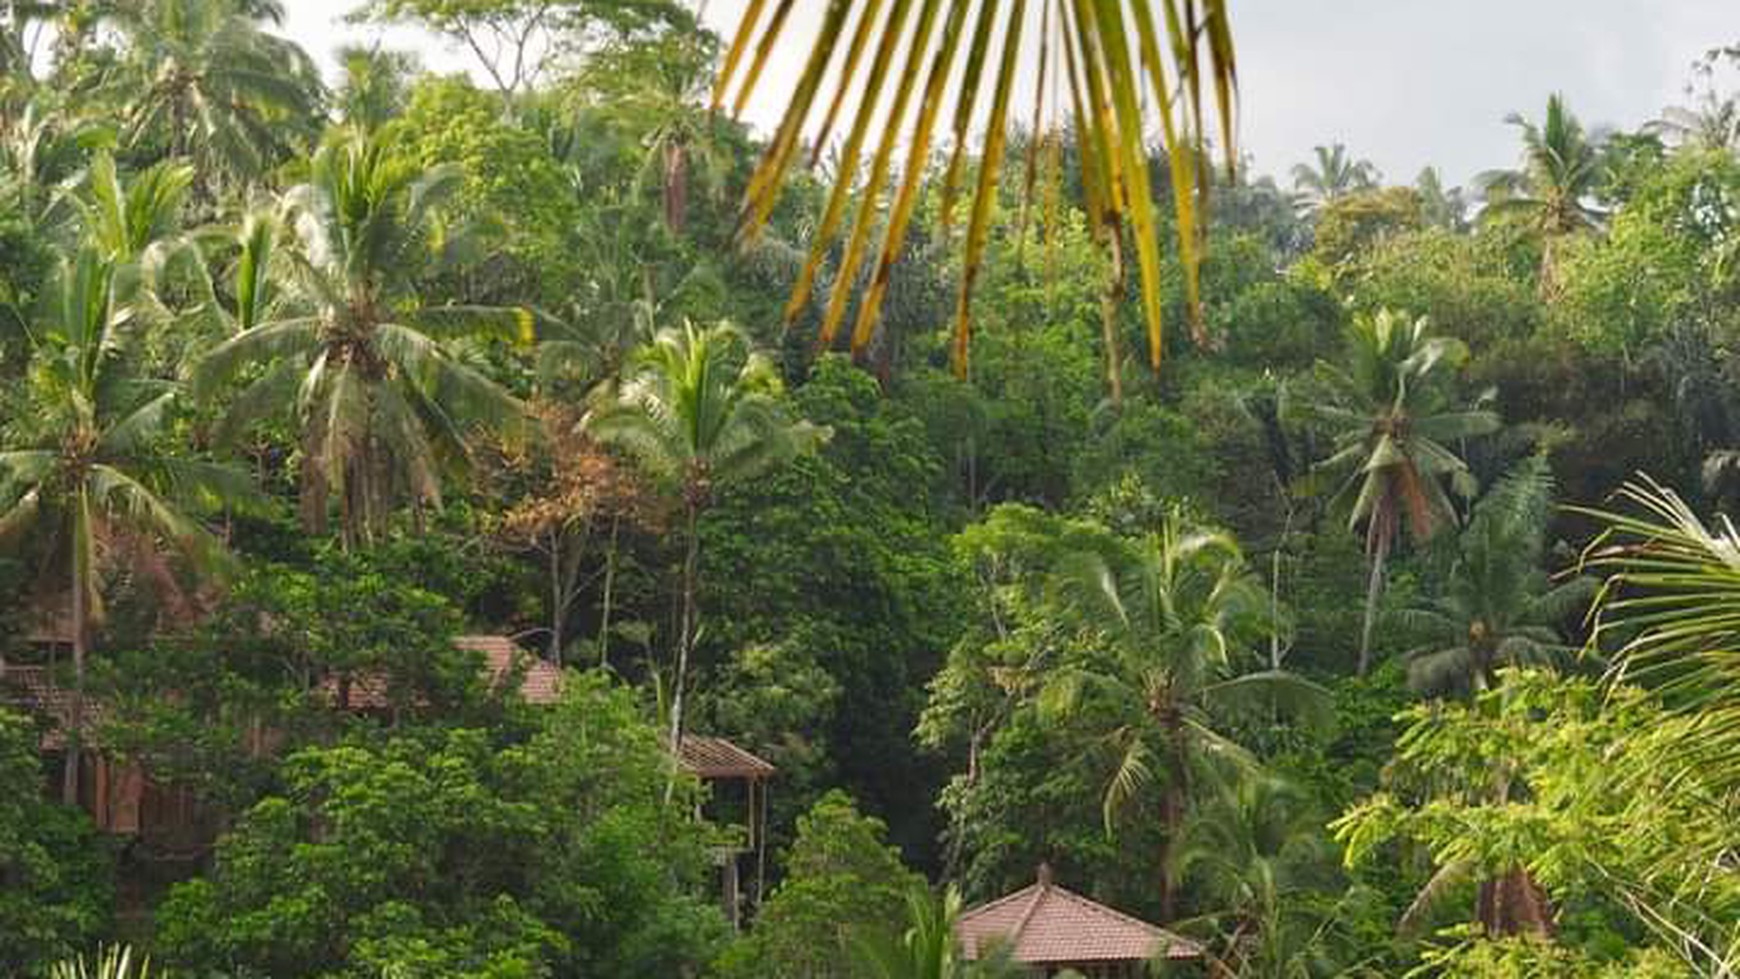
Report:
155,673,727,977
1292,309,1499,674
0,708,114,976
852,884,1016,979
1335,670,1740,968
0,248,253,803
584,321,822,767
719,790,922,979
192,131,527,545
355,0,692,106
579,28,728,236
1179,775,1372,978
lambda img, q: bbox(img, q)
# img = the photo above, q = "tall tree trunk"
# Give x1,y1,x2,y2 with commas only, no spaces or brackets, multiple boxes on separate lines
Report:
62,521,88,807
666,500,701,802
598,514,621,668
1358,546,1388,676
1099,237,1126,409
1156,719,1190,923
1477,867,1554,937
548,530,565,665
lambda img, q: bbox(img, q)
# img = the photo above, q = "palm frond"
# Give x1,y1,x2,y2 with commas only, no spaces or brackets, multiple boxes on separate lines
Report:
717,0,1236,375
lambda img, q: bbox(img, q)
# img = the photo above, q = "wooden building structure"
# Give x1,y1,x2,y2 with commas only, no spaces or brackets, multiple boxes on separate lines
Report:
677,733,776,927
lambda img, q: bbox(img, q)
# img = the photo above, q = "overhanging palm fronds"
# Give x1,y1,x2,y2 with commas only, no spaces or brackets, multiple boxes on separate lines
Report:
714,0,1237,375
1578,475,1740,792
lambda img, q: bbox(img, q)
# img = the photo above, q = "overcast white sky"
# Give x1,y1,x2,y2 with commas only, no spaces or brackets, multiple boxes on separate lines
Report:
280,1,1739,190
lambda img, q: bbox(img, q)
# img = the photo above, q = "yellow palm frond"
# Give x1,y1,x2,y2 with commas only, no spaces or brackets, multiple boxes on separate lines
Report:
715,0,1236,376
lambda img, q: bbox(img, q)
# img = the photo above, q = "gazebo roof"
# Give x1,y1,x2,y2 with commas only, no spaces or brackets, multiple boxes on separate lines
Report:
677,735,775,779
956,867,1201,965
321,635,565,709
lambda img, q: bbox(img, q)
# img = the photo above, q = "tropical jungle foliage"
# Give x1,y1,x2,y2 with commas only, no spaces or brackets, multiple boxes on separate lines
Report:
4,3,1740,978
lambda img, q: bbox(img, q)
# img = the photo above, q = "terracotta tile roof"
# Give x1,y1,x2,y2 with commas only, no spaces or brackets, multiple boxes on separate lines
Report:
956,867,1201,964
457,635,565,705
322,635,565,710
677,735,775,779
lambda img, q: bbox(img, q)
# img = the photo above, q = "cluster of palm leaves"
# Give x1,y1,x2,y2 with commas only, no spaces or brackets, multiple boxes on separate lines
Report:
1290,143,1378,212
1034,510,1329,921
50,945,161,979
1393,455,1593,696
582,321,824,756
1289,309,1499,674
715,0,1237,373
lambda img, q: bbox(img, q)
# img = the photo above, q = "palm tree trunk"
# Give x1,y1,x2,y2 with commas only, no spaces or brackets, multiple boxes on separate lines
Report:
598,513,621,669
1477,867,1554,937
1100,237,1126,408
62,522,88,807
666,500,701,801
1358,546,1388,676
1154,714,1191,923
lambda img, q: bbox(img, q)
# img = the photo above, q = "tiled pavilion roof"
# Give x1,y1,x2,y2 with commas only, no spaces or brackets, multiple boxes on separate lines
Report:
322,635,565,709
956,867,1202,965
677,735,775,779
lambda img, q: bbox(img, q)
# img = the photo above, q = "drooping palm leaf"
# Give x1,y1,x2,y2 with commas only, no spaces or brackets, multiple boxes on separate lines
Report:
1578,476,1740,790
715,0,1237,375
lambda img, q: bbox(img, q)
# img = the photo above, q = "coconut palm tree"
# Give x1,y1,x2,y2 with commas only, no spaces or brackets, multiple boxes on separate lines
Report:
1178,775,1358,977
1648,91,1740,153
1036,512,1329,921
1415,166,1467,230
715,0,1237,374
1476,94,1606,287
333,44,418,133
192,132,528,545
584,321,823,766
107,0,322,195
1395,456,1592,697
1292,309,1499,675
581,30,729,236
0,247,254,803
1290,143,1378,212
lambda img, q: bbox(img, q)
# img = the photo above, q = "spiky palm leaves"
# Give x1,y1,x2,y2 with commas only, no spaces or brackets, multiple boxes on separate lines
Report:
192,133,527,545
1649,93,1740,153
1580,476,1740,797
584,321,823,766
852,885,1014,979
0,248,253,802
1036,513,1328,920
716,0,1237,374
109,0,322,193
1290,143,1378,211
1293,309,1499,674
50,945,162,979
1178,775,1348,976
1395,456,1592,696
1477,93,1606,287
